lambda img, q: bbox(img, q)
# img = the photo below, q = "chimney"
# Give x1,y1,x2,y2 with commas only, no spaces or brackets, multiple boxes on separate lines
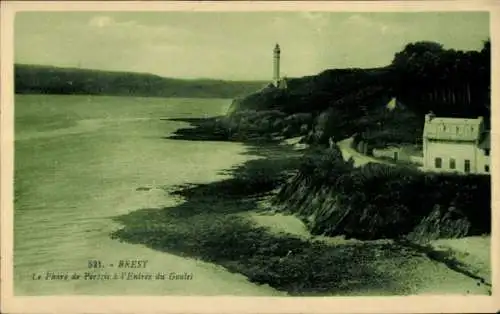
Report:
425,111,435,122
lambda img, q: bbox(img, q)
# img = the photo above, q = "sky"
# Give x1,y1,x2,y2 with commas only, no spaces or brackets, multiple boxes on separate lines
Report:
14,11,490,80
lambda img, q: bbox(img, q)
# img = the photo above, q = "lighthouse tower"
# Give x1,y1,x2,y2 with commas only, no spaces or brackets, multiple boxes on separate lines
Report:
273,43,280,87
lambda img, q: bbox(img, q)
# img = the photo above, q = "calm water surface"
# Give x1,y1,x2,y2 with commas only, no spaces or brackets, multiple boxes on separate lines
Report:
14,94,280,295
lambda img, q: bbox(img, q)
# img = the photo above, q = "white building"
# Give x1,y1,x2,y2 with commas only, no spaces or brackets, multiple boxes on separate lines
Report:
272,43,288,89
422,113,490,174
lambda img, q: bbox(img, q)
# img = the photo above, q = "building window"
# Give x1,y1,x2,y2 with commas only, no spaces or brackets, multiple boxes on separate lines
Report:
449,158,456,169
435,157,442,169
464,160,471,173
485,149,490,156
485,165,490,173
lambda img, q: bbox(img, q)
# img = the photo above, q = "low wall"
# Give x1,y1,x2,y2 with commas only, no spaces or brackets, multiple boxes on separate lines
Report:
372,146,423,166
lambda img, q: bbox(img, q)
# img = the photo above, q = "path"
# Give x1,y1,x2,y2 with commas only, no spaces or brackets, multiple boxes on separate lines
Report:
336,137,392,167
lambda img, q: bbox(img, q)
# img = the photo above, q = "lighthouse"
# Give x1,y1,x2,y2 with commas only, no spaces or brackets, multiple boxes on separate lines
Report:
273,43,280,87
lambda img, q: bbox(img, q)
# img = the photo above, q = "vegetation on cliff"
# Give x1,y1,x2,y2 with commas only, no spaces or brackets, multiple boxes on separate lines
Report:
272,146,491,242
164,39,491,244
225,40,491,148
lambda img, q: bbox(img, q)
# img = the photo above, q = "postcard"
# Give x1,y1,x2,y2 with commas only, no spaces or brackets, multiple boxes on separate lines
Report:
1,1,499,313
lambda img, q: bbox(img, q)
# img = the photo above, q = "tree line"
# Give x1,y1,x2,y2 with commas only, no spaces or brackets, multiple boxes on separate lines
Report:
390,40,490,122
232,39,490,120
226,39,491,147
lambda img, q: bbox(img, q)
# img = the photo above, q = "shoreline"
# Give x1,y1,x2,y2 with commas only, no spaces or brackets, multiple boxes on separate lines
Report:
114,127,491,296
244,186,491,295
12,94,491,296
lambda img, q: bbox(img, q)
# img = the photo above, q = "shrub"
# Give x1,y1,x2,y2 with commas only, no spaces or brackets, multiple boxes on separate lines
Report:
211,110,317,141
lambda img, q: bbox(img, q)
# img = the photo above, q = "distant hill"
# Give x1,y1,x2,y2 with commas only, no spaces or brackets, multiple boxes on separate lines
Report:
14,64,266,99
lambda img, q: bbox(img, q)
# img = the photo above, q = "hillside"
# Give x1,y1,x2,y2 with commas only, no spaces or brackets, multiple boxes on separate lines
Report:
229,67,391,114
159,40,492,290
14,64,266,99
224,40,490,148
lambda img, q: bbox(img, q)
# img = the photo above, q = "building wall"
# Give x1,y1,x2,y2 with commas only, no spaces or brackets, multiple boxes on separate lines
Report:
423,140,479,173
475,147,491,174
409,155,424,165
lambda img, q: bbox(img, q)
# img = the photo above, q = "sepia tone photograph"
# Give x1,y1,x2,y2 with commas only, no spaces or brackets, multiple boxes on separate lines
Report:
1,1,499,313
